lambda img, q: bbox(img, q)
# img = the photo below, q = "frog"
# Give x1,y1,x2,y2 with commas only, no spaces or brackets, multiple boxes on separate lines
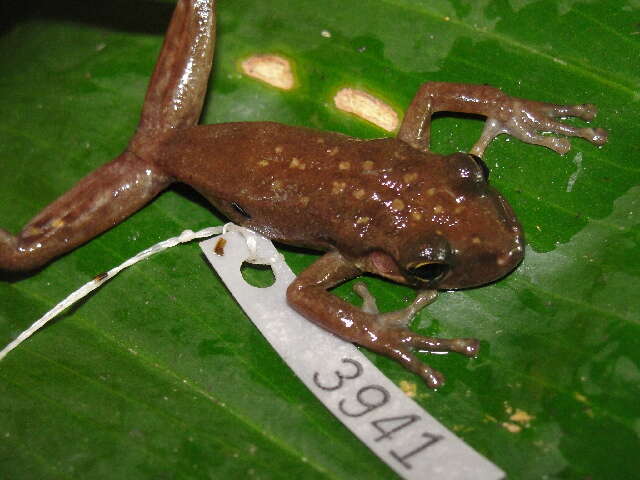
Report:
0,0,607,388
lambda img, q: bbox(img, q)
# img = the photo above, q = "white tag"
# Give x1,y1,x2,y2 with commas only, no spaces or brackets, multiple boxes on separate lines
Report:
200,228,505,480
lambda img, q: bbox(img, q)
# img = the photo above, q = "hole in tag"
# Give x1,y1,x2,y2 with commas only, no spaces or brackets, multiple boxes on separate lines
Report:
240,262,276,288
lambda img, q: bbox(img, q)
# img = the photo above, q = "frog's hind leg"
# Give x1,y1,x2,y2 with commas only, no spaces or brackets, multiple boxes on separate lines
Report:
1,1,216,272
0,152,169,272
398,82,607,157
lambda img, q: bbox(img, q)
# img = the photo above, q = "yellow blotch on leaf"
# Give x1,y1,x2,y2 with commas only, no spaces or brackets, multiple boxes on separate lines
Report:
241,54,295,90
333,88,399,132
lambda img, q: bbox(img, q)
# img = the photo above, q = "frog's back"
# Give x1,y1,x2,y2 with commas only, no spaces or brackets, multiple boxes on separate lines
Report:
157,122,445,254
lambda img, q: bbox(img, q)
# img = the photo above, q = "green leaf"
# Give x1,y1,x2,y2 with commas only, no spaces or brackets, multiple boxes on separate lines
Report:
1,1,638,478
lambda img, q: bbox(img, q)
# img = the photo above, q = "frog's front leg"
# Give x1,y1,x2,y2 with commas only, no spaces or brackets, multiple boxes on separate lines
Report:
287,252,479,389
398,82,607,156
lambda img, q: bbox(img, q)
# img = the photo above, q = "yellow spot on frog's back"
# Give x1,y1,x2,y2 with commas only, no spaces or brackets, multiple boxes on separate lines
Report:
433,205,444,214
271,180,283,192
472,236,482,244
362,160,374,171
289,157,306,169
300,196,310,207
403,172,418,184
327,146,340,156
275,145,284,154
332,181,346,194
240,54,295,90
411,211,423,221
333,87,399,132
454,206,465,214
51,218,65,228
316,137,325,144
426,187,436,196
339,161,350,170
392,199,405,211
356,216,370,224
258,160,269,167
353,189,365,199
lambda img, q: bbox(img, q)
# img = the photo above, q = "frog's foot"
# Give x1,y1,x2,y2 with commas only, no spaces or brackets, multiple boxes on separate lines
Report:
470,100,608,157
352,282,479,388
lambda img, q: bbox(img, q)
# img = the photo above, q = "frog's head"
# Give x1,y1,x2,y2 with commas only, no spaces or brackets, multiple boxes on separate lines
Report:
365,153,524,290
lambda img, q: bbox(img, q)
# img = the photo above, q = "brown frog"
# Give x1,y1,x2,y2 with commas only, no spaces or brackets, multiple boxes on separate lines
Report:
0,0,607,388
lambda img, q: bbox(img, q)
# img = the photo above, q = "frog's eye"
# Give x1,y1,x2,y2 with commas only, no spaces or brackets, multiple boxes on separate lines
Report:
407,261,449,284
468,154,490,182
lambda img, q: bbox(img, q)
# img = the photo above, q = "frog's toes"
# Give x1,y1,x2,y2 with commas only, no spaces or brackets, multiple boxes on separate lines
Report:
472,99,608,156
352,281,380,314
381,328,479,388
385,344,446,389
548,102,597,121
373,289,438,329
408,333,480,357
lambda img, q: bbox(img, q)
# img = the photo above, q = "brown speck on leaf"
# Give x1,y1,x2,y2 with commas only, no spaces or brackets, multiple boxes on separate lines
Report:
510,409,535,425
399,380,417,398
502,422,522,433
214,238,227,256
573,392,588,404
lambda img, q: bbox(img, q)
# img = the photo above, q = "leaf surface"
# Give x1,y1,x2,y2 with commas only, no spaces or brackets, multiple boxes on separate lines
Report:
1,1,638,478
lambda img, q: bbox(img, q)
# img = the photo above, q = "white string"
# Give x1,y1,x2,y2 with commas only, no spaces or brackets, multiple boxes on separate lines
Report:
0,225,227,362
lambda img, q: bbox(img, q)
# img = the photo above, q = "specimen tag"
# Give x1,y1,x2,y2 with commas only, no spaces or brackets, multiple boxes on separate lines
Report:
200,228,504,480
